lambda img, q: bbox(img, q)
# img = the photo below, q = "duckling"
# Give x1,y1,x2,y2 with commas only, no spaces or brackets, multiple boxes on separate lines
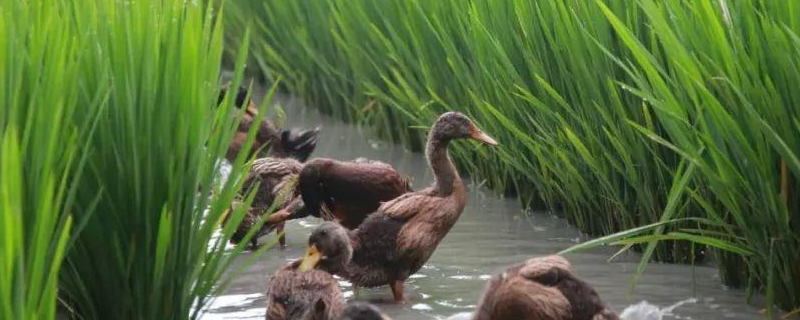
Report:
473,255,619,320
307,112,497,302
218,84,319,163
266,222,351,320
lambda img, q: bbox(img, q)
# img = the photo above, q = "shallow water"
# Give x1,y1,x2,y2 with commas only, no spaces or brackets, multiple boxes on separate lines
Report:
202,94,764,320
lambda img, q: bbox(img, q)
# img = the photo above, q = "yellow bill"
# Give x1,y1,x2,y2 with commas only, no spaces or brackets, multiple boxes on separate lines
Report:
246,100,260,116
298,244,322,272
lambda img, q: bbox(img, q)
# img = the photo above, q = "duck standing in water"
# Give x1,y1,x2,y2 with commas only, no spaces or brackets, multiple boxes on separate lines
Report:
307,112,497,302
219,84,319,249
266,222,351,320
264,157,412,230
237,156,411,249
473,255,619,320
219,84,320,163
227,157,304,249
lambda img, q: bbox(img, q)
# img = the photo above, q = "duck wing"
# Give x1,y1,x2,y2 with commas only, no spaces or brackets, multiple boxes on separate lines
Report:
380,192,430,220
344,192,428,286
299,158,411,228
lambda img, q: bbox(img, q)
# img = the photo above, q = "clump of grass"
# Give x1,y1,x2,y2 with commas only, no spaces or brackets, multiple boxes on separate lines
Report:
0,2,100,319
227,0,800,312
3,0,269,319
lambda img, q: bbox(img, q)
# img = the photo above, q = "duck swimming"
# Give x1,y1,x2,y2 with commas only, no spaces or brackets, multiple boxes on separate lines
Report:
265,222,351,320
306,112,496,302
218,84,319,163
473,255,619,320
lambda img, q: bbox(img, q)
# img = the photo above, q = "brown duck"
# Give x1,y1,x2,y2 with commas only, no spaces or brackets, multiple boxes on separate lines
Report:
473,255,619,320
265,222,351,320
265,157,412,230
225,157,306,250
305,112,497,302
219,84,319,163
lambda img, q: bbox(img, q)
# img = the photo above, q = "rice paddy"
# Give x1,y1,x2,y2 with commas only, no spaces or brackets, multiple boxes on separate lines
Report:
226,0,800,313
2,0,799,318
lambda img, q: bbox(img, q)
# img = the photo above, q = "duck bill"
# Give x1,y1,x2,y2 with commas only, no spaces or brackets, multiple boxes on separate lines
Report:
470,129,498,146
298,244,322,272
246,101,259,116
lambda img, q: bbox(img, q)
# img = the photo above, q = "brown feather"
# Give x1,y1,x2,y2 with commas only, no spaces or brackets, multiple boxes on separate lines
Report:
299,158,412,229
473,255,619,320
265,261,344,320
226,157,303,248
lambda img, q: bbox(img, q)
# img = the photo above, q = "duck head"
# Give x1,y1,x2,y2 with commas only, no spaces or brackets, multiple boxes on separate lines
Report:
339,302,390,320
429,111,497,146
299,222,352,274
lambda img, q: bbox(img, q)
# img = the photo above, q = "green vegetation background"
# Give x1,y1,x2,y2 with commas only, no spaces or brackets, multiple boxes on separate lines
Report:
225,0,800,314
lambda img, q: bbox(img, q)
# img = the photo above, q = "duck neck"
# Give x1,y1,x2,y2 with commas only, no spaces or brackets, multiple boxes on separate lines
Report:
426,135,460,196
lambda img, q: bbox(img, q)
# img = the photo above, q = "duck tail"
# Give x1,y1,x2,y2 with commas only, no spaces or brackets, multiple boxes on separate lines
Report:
280,126,320,162
218,84,249,109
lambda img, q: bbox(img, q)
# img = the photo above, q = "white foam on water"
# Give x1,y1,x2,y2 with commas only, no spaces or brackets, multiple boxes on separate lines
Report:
198,293,264,320
200,307,263,320
620,298,698,320
412,303,433,311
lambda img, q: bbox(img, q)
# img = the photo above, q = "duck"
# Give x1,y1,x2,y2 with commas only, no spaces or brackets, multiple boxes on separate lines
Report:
472,255,619,320
218,84,319,163
264,157,412,230
266,222,351,320
225,156,305,250
307,111,497,302
231,156,411,250
338,302,390,320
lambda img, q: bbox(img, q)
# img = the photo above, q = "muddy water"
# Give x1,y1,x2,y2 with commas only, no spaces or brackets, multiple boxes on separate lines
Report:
201,94,763,320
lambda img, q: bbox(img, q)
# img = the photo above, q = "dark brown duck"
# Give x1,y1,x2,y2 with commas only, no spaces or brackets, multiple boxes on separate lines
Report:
234,156,410,248
473,255,619,320
265,157,412,230
265,222,351,320
307,112,497,302
219,84,319,163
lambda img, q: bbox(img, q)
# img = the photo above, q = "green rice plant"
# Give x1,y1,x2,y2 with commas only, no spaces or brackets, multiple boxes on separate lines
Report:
228,0,800,312
51,0,270,318
226,0,686,259
0,2,101,319
1,0,269,319
573,0,800,313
